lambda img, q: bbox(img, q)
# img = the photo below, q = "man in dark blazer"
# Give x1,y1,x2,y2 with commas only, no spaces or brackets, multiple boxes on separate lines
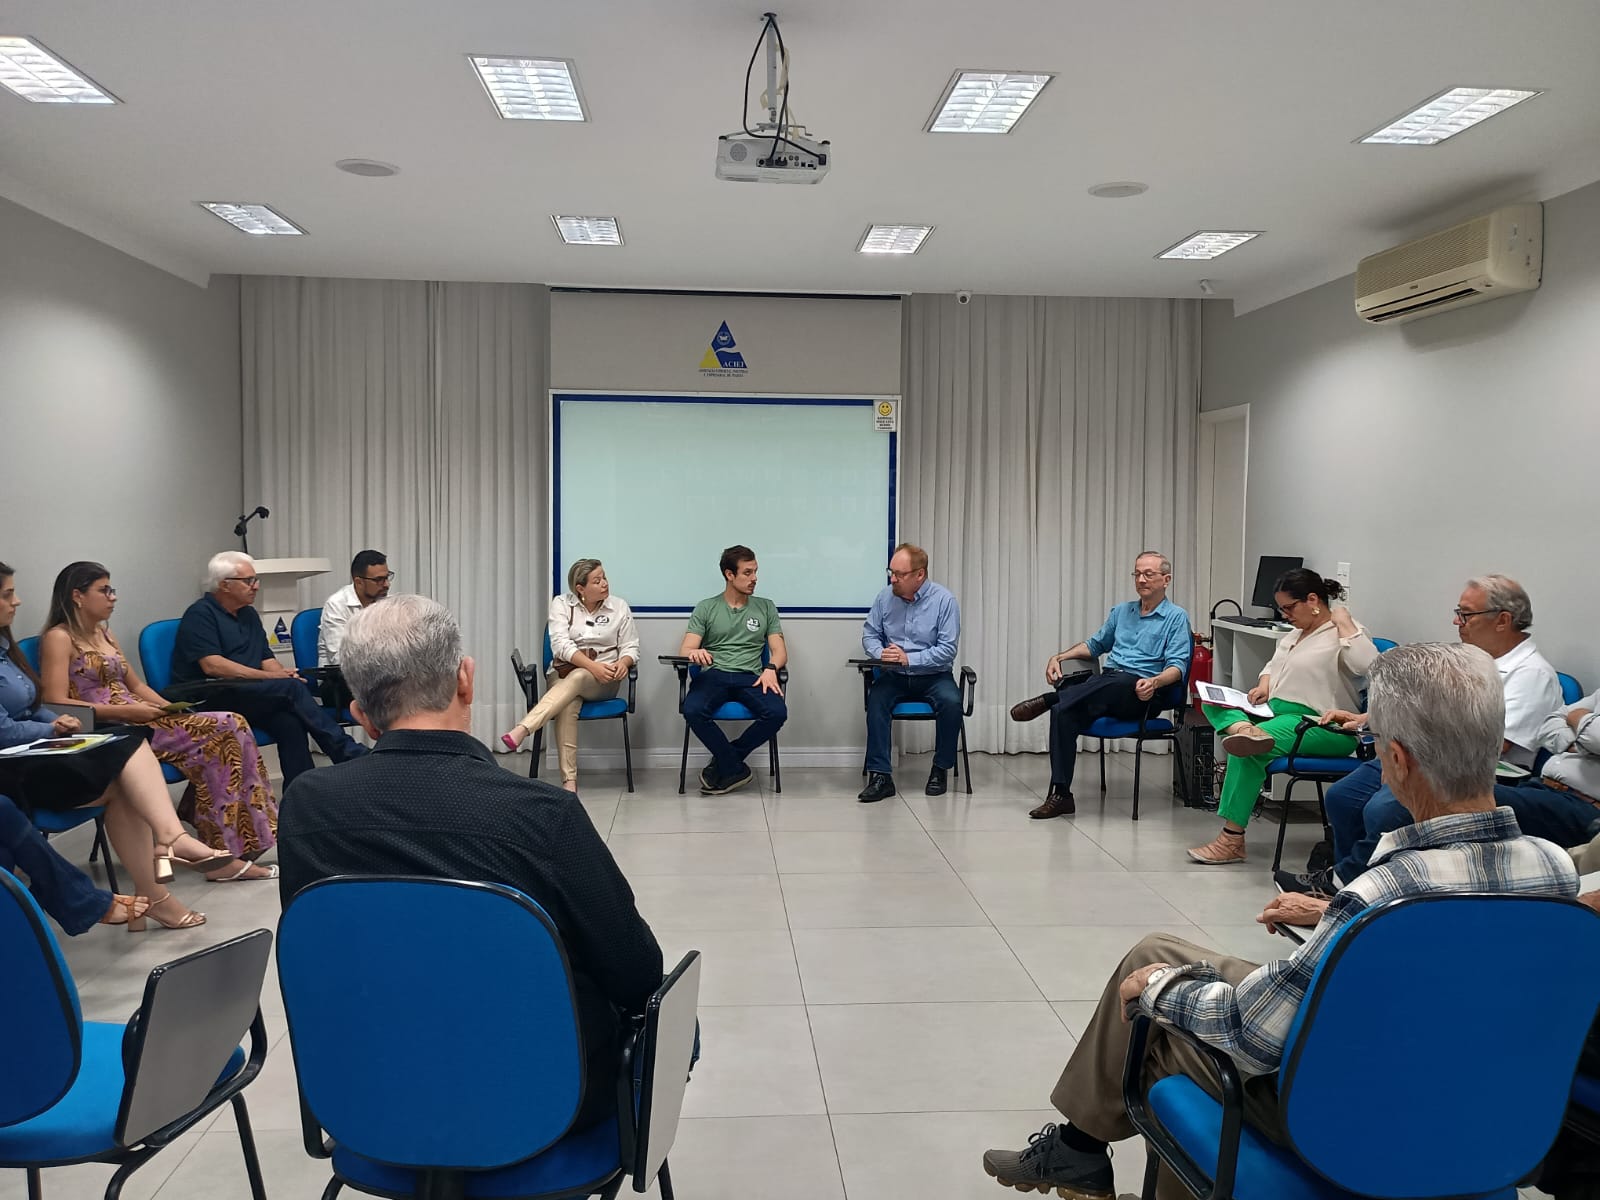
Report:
277,593,664,1131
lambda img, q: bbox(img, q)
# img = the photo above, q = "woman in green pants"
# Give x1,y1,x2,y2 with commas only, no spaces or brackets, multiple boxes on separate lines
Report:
1187,568,1379,864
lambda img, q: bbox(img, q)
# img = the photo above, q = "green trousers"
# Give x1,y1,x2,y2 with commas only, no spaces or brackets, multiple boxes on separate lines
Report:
1203,698,1357,828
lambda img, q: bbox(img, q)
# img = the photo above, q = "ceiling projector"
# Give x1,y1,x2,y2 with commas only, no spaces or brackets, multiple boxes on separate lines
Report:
716,12,830,184
715,130,831,184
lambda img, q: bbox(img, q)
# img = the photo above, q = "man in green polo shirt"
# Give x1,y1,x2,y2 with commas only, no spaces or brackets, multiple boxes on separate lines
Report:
680,544,788,795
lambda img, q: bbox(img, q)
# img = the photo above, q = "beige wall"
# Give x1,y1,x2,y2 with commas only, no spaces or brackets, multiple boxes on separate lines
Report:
0,197,241,643
1202,179,1600,686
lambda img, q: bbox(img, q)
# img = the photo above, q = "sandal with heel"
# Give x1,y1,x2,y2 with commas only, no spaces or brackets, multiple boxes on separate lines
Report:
137,892,206,931
153,841,232,885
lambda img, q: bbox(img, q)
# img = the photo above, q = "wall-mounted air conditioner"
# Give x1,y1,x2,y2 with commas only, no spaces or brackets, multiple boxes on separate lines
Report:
1355,203,1542,325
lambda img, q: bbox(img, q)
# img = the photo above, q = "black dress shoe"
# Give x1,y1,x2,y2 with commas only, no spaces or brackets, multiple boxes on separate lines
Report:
925,766,948,796
1028,785,1075,819
858,772,896,803
1009,692,1057,723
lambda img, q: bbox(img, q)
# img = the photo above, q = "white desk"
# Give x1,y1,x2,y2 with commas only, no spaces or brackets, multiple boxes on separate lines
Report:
1210,618,1292,692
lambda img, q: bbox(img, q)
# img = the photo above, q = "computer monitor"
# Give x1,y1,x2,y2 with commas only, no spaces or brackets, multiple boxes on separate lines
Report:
1251,555,1304,614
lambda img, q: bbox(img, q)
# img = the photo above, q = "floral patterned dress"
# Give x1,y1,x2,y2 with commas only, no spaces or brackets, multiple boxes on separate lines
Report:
68,644,278,858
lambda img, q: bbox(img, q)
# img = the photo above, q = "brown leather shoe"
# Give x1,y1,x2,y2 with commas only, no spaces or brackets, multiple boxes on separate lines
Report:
1029,787,1075,819
1010,691,1058,723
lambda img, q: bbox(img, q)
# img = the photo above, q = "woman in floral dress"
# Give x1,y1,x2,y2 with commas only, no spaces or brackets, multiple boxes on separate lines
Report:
38,562,278,880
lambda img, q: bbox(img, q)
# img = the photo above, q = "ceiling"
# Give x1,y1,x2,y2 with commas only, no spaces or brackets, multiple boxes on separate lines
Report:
3,0,1599,312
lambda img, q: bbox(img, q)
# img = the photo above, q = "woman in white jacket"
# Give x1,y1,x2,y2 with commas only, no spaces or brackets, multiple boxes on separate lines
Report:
501,559,639,793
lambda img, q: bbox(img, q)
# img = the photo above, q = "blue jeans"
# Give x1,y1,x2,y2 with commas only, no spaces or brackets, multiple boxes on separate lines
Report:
1329,761,1600,882
865,671,962,775
682,669,788,780
0,793,111,935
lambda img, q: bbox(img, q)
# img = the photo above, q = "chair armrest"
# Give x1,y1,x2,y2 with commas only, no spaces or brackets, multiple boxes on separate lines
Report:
658,656,691,711
508,650,540,709
960,665,978,717
776,665,789,686
853,661,876,710
625,663,639,713
1121,1013,1247,1200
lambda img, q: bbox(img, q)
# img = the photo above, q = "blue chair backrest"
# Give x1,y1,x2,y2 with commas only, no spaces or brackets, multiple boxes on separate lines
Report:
1559,671,1584,705
1372,636,1397,653
15,636,40,672
1279,893,1600,1196
542,627,553,672
278,877,586,1170
290,609,320,672
138,619,181,694
0,868,84,1127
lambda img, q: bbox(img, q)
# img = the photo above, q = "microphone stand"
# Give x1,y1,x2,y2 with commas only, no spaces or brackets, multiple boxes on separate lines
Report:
234,506,269,554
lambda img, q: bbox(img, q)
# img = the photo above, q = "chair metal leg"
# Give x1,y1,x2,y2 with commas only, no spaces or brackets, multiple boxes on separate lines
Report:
1271,777,1298,873
1132,739,1144,822
105,1156,144,1200
528,727,541,780
320,1177,345,1200
232,1095,269,1200
679,723,691,795
622,716,634,793
657,1160,675,1200
27,1167,42,1200
770,738,782,793
959,722,972,795
1098,739,1108,793
1141,1144,1161,1200
94,818,120,895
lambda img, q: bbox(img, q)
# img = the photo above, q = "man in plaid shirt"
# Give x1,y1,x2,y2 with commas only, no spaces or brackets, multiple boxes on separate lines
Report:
983,643,1579,1200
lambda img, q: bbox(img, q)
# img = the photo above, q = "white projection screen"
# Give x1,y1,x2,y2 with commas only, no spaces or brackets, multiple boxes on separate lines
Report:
552,393,898,613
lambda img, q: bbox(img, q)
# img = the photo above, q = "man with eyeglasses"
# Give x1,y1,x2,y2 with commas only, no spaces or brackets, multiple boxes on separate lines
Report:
169,551,368,786
319,550,394,666
1010,551,1191,819
1281,574,1566,897
858,543,963,802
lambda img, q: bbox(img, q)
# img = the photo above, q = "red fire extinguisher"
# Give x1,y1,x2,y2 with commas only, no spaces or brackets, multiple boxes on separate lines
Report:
1189,632,1213,713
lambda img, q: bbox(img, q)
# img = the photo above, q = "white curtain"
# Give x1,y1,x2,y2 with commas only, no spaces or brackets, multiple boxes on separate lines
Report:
900,294,1201,753
240,277,549,743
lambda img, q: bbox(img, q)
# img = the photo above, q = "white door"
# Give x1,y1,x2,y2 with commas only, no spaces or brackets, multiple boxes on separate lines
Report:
1195,406,1248,631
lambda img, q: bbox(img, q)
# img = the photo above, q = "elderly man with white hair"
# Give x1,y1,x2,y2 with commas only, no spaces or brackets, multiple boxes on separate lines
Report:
169,551,367,785
981,642,1578,1200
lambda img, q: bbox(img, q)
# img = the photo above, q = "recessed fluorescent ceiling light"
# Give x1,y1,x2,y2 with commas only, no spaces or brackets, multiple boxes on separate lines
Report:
858,225,933,255
1359,86,1542,145
0,36,116,103
926,71,1053,133
1156,231,1261,261
469,55,586,120
553,215,622,245
199,203,305,236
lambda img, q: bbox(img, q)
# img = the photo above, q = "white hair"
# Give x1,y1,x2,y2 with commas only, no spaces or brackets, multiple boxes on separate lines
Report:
1366,643,1504,805
206,551,254,592
1136,550,1173,576
340,594,463,732
1467,574,1534,632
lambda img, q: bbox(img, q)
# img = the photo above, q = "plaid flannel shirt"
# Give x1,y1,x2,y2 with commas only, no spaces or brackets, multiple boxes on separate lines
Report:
1141,808,1579,1077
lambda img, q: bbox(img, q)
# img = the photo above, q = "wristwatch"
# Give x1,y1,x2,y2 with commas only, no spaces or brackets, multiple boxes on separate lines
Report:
763,663,779,674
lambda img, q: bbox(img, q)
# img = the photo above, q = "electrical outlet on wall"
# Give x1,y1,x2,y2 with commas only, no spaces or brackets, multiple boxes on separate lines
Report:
1336,561,1352,607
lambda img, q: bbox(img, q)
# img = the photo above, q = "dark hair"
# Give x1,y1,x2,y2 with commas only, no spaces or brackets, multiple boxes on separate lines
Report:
45,561,111,641
1274,566,1344,605
719,545,755,580
0,560,40,688
350,549,387,579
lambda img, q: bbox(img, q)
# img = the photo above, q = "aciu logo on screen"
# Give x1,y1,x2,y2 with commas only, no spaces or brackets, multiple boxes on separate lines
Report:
698,321,748,376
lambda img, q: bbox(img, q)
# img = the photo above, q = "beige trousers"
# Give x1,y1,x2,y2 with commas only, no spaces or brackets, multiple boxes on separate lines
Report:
516,669,619,782
1048,932,1287,1200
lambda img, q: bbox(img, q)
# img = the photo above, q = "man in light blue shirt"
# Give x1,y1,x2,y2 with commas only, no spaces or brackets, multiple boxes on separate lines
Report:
1011,551,1191,819
858,543,962,802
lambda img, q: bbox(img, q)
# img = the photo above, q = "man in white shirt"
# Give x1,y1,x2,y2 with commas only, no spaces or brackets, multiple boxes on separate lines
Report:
1286,574,1565,895
318,550,393,666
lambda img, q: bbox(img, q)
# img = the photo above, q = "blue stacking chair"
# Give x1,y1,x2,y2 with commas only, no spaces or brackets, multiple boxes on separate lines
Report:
1083,656,1191,821
278,876,700,1200
852,662,978,795
139,618,273,752
290,608,358,728
662,650,786,795
510,634,638,791
12,636,122,892
1559,671,1585,705
1124,893,1600,1200
1264,636,1397,872
0,867,272,1200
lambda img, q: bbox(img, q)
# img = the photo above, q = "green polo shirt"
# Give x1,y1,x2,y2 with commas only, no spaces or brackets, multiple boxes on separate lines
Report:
687,594,783,674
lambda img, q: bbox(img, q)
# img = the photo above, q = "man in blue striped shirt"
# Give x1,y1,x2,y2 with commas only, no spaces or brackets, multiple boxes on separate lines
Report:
858,543,962,802
1011,551,1192,818
982,643,1579,1200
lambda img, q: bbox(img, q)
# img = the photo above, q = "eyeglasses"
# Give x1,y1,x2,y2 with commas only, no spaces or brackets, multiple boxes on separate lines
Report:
228,575,260,587
887,568,921,580
1131,570,1167,581
1279,598,1304,614
93,586,117,598
1453,607,1503,623
359,572,396,585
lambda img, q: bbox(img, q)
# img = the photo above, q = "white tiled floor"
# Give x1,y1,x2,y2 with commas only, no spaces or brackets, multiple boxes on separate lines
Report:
9,750,1553,1200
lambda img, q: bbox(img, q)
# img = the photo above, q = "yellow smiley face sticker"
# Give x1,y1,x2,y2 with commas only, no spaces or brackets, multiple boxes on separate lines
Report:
877,402,894,417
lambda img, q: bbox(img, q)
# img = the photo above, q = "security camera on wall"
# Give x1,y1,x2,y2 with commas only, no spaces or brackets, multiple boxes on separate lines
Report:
956,290,972,306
